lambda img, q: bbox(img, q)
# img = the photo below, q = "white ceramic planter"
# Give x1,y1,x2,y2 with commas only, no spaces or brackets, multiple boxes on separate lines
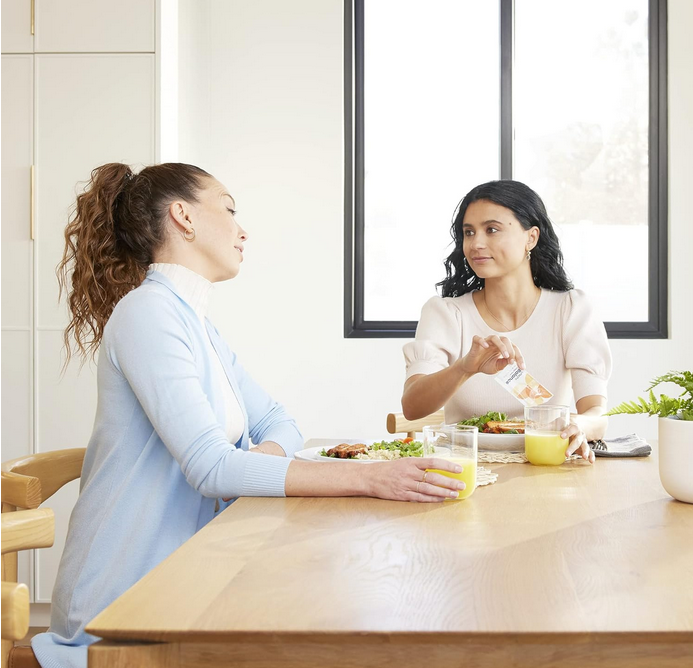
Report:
658,416,693,504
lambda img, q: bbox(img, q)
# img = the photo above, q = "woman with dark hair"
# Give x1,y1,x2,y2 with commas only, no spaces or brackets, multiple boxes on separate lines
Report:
32,163,463,668
401,180,612,461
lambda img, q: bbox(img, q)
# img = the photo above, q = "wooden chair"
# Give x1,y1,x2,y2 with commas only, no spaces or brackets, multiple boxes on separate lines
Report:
1,449,86,668
386,409,445,439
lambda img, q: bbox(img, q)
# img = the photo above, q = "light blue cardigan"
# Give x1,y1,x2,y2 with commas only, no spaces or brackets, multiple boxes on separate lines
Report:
32,270,303,668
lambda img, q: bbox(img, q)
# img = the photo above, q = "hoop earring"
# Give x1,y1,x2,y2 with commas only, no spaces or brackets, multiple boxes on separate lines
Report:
184,227,196,242
526,248,532,261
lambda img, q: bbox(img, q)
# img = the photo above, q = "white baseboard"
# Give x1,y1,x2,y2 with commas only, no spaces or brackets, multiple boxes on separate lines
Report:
30,603,51,628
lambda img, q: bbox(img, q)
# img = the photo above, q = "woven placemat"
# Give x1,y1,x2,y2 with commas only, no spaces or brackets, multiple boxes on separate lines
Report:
479,451,526,464
478,452,581,464
476,466,498,486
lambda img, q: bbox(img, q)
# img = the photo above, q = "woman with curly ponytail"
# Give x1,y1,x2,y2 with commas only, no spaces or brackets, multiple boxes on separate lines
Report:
34,164,465,668
402,180,613,462
57,162,200,364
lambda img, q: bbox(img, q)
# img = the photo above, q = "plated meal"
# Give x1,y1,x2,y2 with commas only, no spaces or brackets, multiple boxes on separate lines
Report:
320,438,424,460
295,413,529,465
294,439,424,463
459,411,525,434
294,414,527,463
458,412,526,452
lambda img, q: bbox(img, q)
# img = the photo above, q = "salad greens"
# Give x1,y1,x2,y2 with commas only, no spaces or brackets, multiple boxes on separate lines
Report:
369,439,424,457
458,411,508,430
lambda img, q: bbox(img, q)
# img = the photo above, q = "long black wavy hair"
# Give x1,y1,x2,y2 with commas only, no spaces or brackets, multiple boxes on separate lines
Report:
437,180,573,297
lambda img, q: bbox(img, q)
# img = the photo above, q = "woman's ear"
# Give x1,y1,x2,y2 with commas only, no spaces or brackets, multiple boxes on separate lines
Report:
167,200,194,237
528,226,540,250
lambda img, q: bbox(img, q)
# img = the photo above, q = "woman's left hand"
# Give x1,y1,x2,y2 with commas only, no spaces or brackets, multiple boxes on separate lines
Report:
561,423,595,463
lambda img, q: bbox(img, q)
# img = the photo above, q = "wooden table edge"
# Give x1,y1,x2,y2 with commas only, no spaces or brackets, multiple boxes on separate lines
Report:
84,629,693,644
87,633,693,668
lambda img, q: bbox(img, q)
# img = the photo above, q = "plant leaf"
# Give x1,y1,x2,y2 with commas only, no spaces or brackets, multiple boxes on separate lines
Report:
647,371,693,399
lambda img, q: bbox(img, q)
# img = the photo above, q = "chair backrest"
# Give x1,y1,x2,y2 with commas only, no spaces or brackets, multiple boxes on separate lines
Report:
1,448,86,665
386,409,445,439
1,508,55,641
2,449,86,506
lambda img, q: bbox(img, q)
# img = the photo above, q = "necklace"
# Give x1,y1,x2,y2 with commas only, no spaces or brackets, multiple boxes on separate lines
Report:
482,288,541,332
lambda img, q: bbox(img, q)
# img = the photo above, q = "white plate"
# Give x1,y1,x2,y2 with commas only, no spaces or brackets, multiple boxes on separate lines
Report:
478,432,525,452
295,442,420,463
296,435,524,461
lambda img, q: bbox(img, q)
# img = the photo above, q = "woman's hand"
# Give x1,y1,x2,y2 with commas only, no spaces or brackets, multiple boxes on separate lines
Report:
457,335,526,376
401,334,524,421
562,423,595,463
364,457,465,503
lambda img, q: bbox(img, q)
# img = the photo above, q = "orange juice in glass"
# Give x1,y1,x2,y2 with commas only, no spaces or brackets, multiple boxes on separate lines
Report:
524,405,570,466
423,424,477,500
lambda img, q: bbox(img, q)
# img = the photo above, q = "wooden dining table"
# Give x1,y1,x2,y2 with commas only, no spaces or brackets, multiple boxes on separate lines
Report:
86,438,693,667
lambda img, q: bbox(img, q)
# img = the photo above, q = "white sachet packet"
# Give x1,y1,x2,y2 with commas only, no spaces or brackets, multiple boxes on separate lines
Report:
494,363,553,407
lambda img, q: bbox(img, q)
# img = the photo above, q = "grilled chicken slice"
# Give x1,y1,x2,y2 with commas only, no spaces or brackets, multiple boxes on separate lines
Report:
325,443,369,459
483,421,525,434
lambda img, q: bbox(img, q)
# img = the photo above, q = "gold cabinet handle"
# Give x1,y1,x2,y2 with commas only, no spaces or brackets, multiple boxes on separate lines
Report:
31,0,35,35
30,165,35,240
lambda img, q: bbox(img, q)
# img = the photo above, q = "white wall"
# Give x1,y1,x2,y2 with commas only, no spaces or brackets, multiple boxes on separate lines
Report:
177,0,693,444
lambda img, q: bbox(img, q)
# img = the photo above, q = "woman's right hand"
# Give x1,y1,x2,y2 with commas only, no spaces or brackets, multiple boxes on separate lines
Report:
364,457,466,503
457,334,525,376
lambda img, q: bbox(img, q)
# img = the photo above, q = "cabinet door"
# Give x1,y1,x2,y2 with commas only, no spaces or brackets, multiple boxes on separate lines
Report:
33,53,155,602
35,54,155,329
1,0,34,53
34,0,155,53
34,331,95,602
1,55,34,329
1,55,35,593
1,332,34,594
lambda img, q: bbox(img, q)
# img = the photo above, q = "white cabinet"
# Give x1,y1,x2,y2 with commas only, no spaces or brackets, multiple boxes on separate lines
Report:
2,0,155,54
1,54,35,590
33,54,155,600
35,0,155,53
1,2,157,605
1,55,33,329
35,54,156,328
1,0,34,53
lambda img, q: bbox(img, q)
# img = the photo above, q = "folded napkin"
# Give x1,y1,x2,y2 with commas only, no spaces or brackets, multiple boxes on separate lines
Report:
590,433,652,457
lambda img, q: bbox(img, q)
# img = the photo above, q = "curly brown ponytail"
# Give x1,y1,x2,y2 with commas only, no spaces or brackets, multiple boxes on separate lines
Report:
58,162,210,365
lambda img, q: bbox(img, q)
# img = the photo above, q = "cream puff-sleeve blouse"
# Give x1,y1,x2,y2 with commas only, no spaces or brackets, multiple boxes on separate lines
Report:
403,289,612,422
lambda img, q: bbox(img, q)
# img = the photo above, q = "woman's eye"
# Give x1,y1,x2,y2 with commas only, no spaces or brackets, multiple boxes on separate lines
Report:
487,227,498,233
464,230,474,237
227,208,237,216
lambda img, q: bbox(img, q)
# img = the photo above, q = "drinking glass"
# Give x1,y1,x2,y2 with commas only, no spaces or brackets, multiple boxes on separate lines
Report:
423,424,478,500
524,405,571,466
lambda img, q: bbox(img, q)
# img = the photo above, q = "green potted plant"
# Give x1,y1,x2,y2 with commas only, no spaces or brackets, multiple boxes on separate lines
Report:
606,371,693,504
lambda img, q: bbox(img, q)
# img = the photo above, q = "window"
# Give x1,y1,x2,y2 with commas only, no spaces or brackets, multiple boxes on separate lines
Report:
344,0,667,338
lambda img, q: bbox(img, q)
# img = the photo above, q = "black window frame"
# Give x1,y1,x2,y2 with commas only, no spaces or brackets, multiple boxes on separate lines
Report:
344,0,668,339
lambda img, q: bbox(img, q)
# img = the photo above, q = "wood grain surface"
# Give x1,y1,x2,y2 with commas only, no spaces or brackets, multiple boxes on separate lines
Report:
0,472,42,510
1,448,85,504
1,508,54,555
1,581,29,641
86,440,693,667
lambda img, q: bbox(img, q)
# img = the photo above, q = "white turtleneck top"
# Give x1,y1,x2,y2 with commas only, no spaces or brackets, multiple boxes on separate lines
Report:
149,263,245,445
